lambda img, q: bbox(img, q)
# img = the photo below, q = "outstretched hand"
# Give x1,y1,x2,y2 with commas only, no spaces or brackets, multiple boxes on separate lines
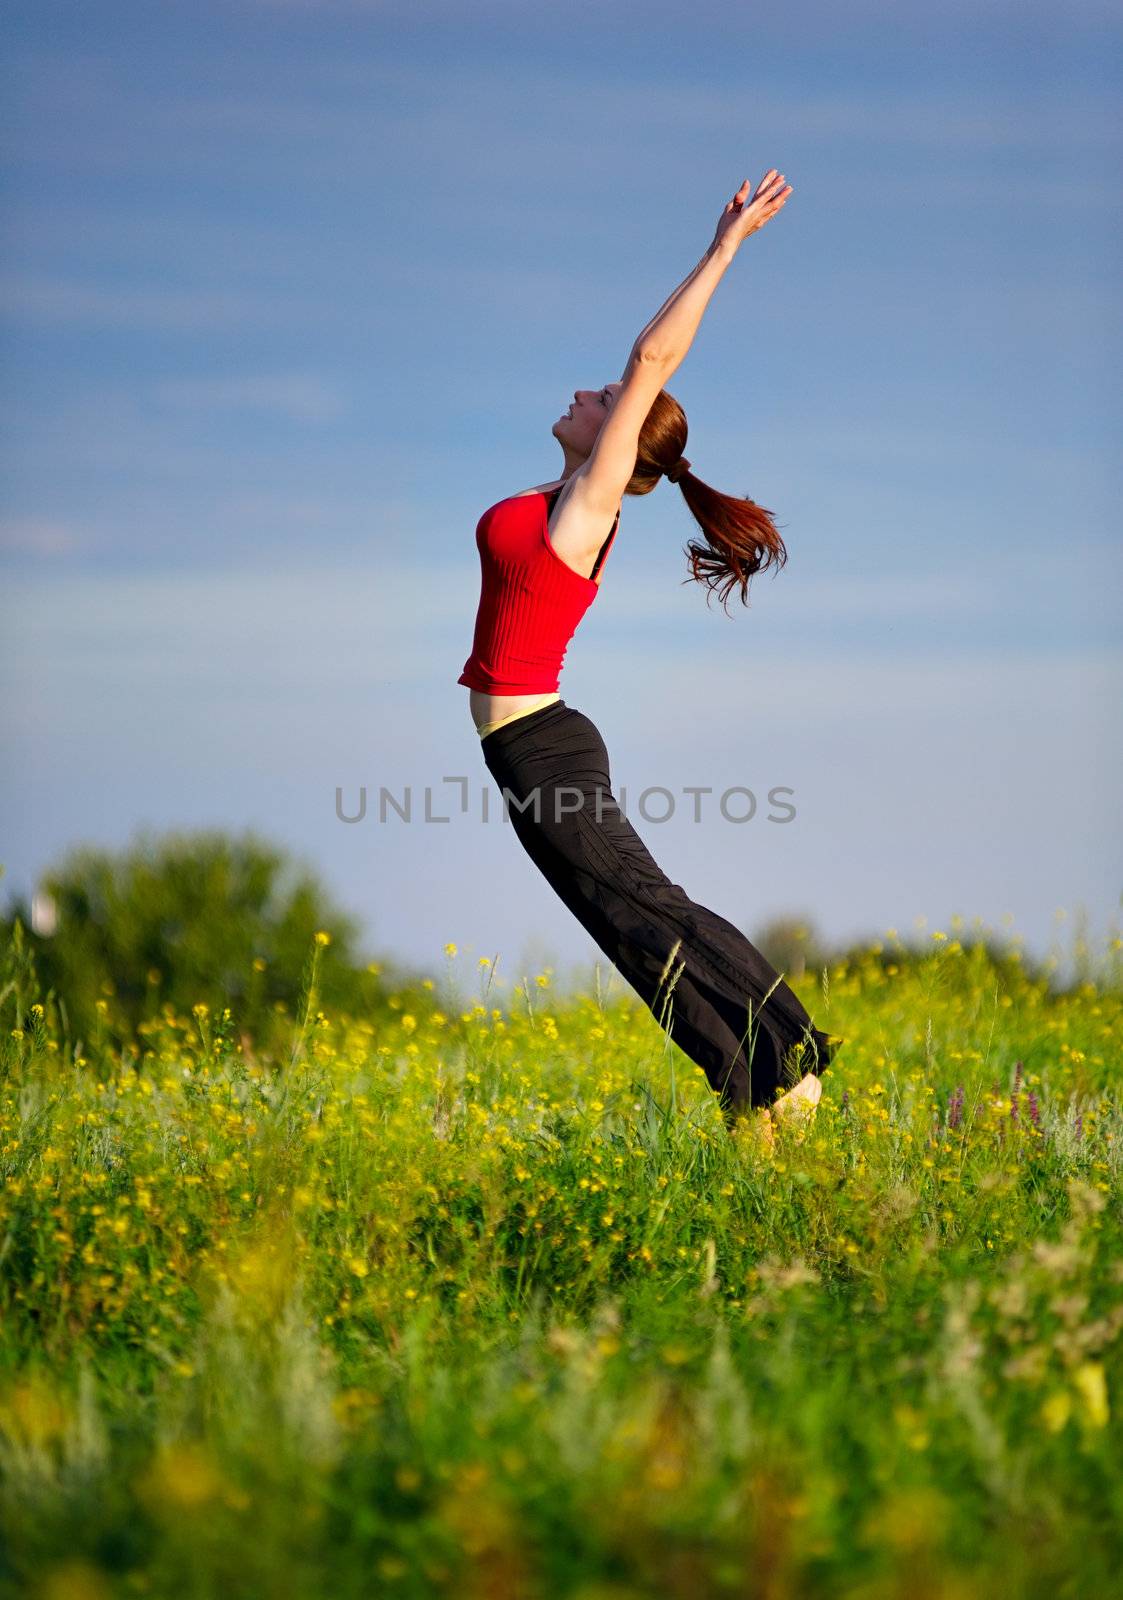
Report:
712,169,793,255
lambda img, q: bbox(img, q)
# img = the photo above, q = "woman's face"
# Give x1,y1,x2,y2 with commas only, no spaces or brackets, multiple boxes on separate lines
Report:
553,383,621,455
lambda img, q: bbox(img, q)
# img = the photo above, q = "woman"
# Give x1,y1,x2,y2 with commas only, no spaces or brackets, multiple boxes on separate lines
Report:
458,168,842,1138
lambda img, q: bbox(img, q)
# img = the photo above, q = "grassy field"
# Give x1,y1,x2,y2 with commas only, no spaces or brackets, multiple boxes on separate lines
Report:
1,922,1120,1600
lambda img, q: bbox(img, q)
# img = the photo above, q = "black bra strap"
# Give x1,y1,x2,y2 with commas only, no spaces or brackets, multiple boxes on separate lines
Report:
547,485,618,582
589,511,618,582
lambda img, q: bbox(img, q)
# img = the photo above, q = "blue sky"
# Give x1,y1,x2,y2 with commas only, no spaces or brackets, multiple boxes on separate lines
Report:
1,0,1120,996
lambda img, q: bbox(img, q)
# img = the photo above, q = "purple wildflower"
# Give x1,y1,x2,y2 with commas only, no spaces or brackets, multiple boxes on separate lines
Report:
1074,1113,1083,1141
1010,1094,1019,1124
1013,1060,1024,1093
1026,1089,1040,1128
948,1085,965,1131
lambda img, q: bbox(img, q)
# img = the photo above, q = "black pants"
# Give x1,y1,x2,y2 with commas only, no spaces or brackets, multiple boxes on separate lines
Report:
479,699,842,1125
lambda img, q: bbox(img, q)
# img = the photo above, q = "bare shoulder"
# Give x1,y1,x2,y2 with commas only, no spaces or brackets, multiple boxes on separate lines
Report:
510,480,564,499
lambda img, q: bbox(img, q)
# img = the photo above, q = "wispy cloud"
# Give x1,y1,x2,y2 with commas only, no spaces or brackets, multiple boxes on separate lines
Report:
0,516,91,558
151,373,347,423
0,387,388,493
0,275,312,331
7,43,1118,204
584,642,1123,730
2,559,1115,692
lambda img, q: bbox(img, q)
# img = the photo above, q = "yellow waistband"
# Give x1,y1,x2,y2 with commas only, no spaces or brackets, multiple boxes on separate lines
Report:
476,693,561,738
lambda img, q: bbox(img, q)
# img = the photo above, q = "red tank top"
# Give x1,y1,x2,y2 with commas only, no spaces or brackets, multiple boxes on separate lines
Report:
457,485,619,695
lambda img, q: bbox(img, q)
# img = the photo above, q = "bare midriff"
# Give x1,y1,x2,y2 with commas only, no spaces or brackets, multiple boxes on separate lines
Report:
469,689,561,738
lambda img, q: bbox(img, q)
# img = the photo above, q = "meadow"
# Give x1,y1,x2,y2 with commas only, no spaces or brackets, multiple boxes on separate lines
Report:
1,918,1120,1600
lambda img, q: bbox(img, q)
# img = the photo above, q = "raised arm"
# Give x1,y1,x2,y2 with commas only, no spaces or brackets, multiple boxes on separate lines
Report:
631,169,792,364
625,245,734,371
576,169,794,514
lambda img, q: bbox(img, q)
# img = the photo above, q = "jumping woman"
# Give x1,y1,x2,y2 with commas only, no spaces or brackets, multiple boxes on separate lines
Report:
458,167,842,1139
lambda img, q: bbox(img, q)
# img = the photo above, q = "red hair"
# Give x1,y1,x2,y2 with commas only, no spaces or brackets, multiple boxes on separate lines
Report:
625,386,788,612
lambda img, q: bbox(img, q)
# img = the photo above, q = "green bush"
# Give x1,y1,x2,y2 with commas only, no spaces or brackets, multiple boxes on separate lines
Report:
0,827,404,1054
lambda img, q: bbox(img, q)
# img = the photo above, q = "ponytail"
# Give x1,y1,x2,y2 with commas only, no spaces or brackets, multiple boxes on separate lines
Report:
630,388,788,613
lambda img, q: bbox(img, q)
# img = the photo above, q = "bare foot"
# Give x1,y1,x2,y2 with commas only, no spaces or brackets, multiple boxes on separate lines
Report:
771,1071,822,1127
732,1080,819,1153
729,1106,777,1151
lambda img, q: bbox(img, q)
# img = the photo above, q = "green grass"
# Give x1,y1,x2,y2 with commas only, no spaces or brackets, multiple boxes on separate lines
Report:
1,923,1120,1599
